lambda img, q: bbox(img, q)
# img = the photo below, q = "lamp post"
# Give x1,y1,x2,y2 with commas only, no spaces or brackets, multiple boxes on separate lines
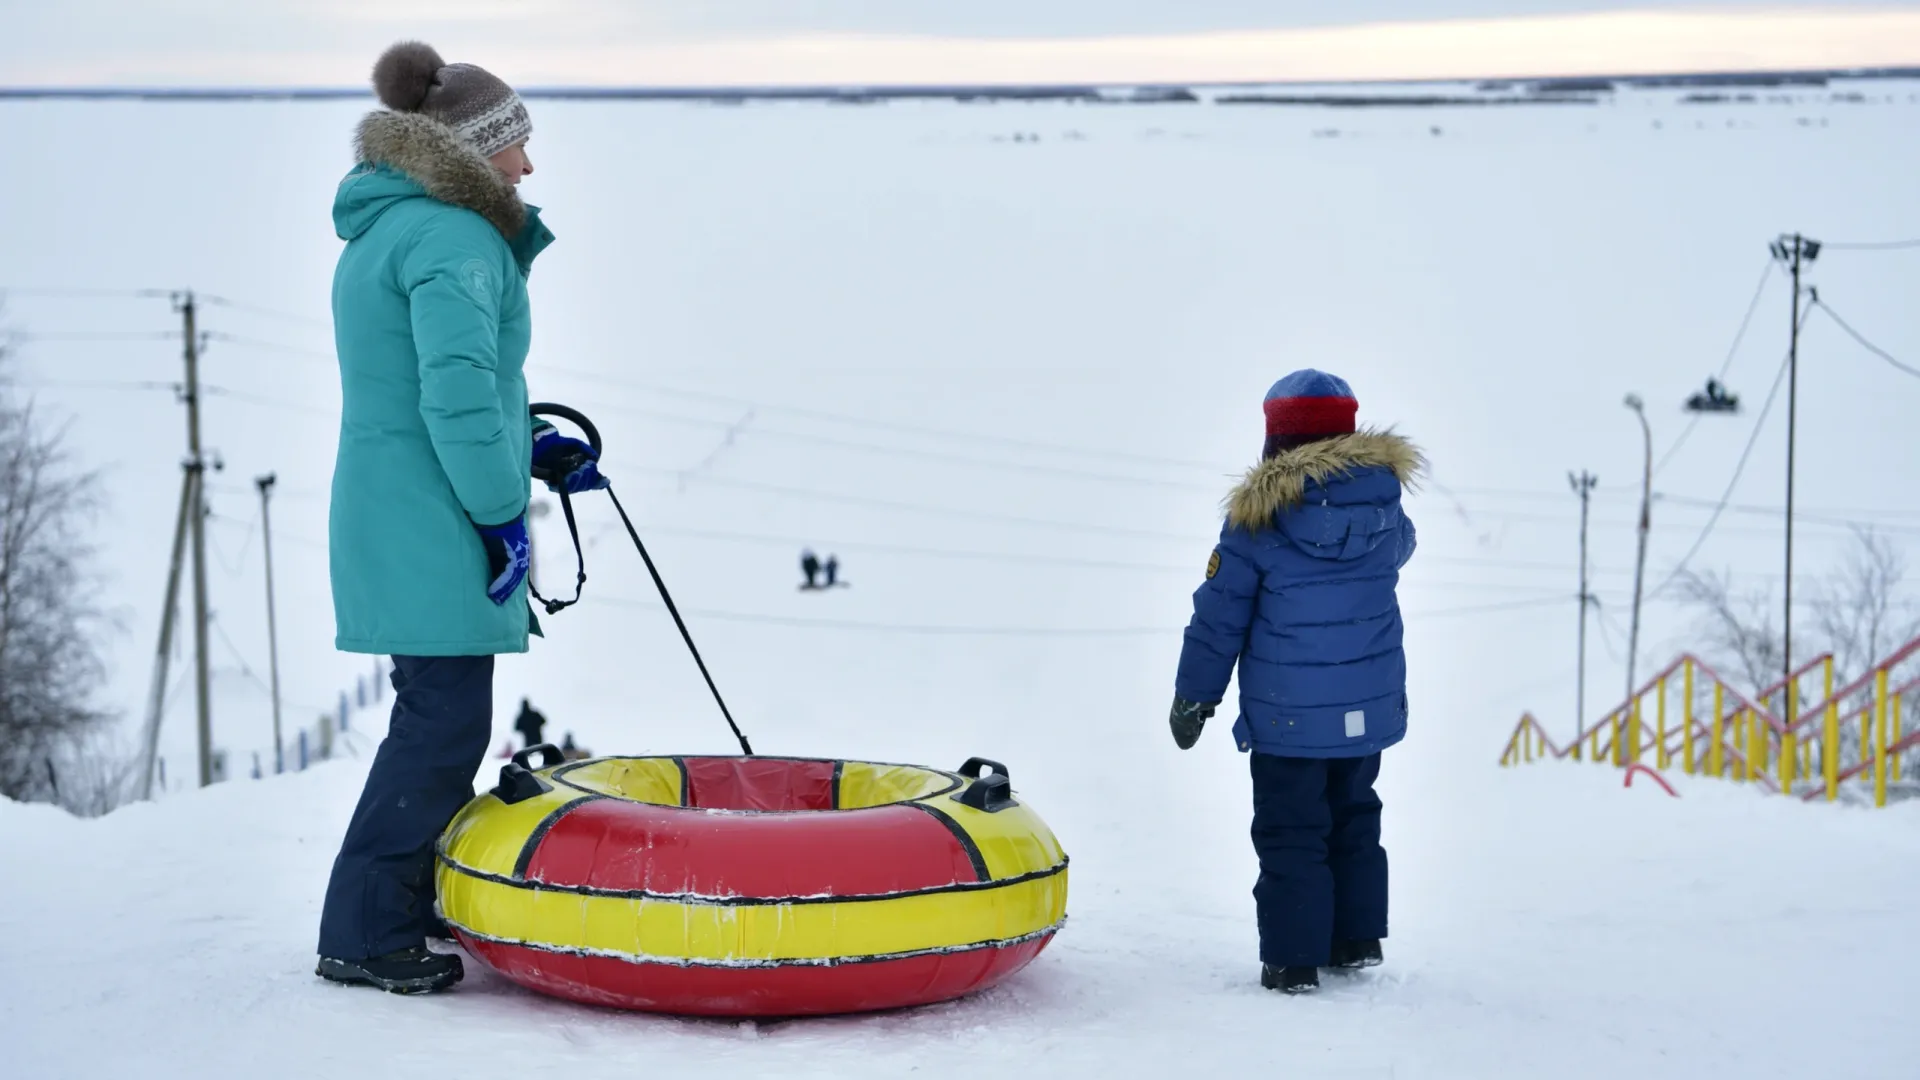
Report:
256,474,284,775
1624,394,1652,705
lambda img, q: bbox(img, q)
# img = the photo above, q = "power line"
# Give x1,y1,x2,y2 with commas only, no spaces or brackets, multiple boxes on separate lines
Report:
1819,238,1920,251
1654,493,1920,535
17,379,177,393
15,330,179,343
202,332,333,365
584,396,1221,493
208,510,326,552
1592,601,1627,665
204,508,258,577
1408,595,1573,620
197,295,331,329
530,362,1225,475
1651,344,1795,598
209,614,270,695
594,591,1568,637
636,467,1204,544
1655,259,1775,476
229,480,1705,555
0,288,328,329
0,287,170,300
202,384,337,418
1813,299,1920,381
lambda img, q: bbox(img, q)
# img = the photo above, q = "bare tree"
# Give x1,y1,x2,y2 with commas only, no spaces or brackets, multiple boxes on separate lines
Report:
1675,530,1920,788
1672,568,1784,698
0,330,122,812
1811,528,1920,683
1677,531,1920,699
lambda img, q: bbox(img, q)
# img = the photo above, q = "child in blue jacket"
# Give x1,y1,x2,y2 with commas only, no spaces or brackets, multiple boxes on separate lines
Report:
1171,369,1422,995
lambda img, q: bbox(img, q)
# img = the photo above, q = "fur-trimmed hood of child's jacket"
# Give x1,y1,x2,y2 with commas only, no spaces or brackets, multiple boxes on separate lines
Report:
1224,429,1426,531
351,110,527,239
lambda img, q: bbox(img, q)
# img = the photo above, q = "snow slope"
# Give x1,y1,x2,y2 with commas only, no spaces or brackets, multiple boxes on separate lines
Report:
4,747,1918,1079
3,78,1920,1078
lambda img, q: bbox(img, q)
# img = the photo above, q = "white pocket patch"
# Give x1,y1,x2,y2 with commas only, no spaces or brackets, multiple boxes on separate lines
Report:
1344,710,1366,738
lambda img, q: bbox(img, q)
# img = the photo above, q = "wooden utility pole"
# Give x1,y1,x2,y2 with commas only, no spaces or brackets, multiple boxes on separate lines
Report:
175,291,216,787
1569,470,1598,760
257,473,285,775
138,467,196,800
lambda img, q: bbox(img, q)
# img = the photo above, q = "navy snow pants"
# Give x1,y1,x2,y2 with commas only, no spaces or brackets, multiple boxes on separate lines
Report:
317,655,494,961
1249,751,1388,968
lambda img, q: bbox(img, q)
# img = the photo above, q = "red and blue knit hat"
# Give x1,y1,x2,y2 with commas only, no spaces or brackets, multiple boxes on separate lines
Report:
1263,369,1357,456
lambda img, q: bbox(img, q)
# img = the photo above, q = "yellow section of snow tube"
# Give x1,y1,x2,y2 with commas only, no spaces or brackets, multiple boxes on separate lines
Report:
435,754,1068,1016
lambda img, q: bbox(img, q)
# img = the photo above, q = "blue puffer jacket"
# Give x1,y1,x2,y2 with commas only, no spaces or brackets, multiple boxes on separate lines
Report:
1175,430,1423,758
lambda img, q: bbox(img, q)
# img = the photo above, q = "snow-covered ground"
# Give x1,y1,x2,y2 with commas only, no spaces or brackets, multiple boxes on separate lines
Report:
3,77,1920,1078
6,742,1918,1079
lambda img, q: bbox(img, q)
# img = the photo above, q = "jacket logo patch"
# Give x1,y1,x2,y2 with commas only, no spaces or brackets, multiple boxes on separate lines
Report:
461,258,495,310
1345,710,1366,738
1206,551,1221,579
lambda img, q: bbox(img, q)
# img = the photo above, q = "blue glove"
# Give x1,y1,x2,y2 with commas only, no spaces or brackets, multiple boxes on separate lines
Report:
532,423,609,495
475,515,531,606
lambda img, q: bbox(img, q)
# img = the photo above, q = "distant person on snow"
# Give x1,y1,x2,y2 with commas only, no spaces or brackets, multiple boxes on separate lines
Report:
1169,369,1421,997
800,549,822,590
316,40,607,997
512,698,547,750
824,555,840,588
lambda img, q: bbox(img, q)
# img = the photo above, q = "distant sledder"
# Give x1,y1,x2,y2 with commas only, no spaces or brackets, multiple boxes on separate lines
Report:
798,549,847,591
1169,370,1421,996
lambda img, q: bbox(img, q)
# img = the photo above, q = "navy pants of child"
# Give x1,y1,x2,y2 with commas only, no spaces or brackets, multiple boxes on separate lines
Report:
1249,751,1387,968
317,655,494,961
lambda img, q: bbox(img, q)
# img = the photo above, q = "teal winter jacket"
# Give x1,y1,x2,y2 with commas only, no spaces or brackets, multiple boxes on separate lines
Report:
328,110,555,656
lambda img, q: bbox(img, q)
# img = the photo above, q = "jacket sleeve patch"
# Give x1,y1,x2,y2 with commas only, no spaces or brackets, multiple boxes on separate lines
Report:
1206,550,1221,580
459,258,497,313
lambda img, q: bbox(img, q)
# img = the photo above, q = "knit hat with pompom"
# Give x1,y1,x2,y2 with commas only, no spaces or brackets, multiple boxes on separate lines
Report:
372,41,531,159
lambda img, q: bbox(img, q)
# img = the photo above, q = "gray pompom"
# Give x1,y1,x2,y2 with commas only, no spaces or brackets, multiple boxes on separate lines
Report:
372,41,445,112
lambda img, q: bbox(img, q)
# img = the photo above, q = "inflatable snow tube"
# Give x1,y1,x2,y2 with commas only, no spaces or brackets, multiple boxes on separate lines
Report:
436,748,1069,1017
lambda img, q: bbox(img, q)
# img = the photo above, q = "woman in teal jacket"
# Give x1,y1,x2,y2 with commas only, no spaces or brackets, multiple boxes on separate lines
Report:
316,41,604,995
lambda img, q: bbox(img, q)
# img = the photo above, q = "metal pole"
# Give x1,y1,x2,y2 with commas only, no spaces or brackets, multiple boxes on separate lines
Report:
1624,395,1652,704
256,473,284,775
176,291,215,788
1783,236,1803,699
138,466,196,800
1569,470,1597,757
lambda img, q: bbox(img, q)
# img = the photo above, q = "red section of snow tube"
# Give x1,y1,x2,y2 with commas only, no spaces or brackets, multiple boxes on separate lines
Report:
459,932,1057,1018
680,756,839,812
523,797,981,898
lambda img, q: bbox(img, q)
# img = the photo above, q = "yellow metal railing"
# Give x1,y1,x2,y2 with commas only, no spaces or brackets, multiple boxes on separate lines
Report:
1502,636,1920,809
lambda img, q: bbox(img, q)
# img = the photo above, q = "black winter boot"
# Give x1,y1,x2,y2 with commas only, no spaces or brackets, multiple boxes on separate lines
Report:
317,947,464,994
1330,939,1384,969
1260,964,1319,994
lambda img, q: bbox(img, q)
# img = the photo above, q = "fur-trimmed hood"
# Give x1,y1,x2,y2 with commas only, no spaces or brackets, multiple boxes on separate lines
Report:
347,110,526,239
1225,429,1425,531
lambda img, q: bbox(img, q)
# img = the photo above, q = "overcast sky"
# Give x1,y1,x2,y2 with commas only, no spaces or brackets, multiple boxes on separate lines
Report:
5,1,1920,85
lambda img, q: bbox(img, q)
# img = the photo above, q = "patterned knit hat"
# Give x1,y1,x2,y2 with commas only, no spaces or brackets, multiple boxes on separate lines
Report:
1263,369,1357,455
372,41,532,159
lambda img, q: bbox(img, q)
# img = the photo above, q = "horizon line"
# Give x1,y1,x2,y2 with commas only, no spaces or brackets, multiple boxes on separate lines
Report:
4,62,1918,101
